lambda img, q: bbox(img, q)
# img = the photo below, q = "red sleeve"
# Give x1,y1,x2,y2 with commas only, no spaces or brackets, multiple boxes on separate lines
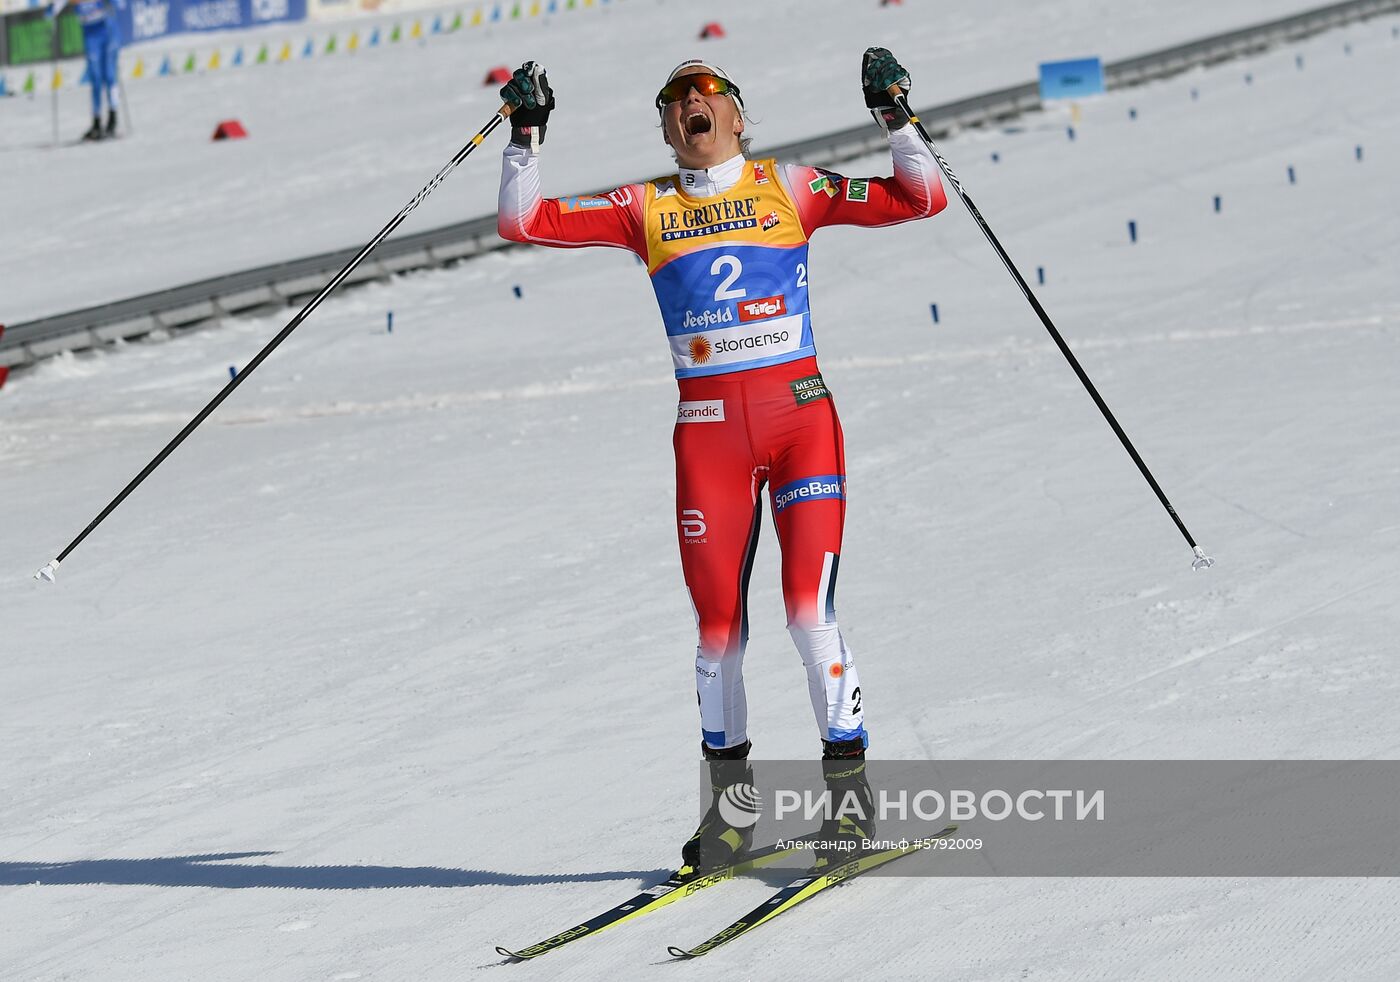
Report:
778,127,947,236
497,145,647,256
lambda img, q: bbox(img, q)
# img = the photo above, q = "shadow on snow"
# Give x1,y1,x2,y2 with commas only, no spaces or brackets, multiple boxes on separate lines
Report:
0,853,671,889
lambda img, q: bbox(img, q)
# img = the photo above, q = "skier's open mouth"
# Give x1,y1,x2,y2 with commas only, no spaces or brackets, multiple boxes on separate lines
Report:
684,112,712,136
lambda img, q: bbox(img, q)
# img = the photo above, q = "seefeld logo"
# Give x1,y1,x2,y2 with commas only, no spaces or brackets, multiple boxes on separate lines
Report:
681,307,733,330
717,783,763,828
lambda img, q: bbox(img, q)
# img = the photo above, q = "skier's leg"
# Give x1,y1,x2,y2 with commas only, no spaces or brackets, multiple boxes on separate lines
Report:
770,396,867,748
674,386,763,753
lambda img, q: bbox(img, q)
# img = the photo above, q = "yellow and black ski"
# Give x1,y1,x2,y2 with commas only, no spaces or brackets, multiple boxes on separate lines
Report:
667,825,958,959
494,834,820,961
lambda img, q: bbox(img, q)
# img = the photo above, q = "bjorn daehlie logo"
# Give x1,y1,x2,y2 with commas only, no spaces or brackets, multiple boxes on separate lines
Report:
737,295,786,322
681,509,707,542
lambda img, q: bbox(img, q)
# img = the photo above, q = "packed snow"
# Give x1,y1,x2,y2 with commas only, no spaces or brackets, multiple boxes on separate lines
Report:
3,1,1400,979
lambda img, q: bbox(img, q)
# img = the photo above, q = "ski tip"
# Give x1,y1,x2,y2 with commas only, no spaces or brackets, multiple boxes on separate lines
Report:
495,946,524,961
667,946,695,960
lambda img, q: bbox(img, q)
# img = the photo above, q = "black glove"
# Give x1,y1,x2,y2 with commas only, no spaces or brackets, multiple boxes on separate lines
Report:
501,61,555,148
861,47,911,132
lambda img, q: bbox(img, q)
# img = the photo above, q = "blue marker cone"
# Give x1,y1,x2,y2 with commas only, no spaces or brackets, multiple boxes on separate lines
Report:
159,56,173,76
229,366,238,380
1036,266,1045,285
1288,165,1296,184
1355,145,1363,162
1213,195,1221,213
990,151,1000,163
1128,220,1138,243
387,311,394,333
1128,107,1137,120
512,285,522,298
929,303,939,324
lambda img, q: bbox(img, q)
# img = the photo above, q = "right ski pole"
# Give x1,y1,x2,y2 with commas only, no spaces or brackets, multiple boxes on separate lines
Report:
34,103,515,582
889,84,1214,571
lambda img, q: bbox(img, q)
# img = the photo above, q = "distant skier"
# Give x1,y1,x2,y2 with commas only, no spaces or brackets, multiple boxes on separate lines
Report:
49,0,125,140
497,51,947,871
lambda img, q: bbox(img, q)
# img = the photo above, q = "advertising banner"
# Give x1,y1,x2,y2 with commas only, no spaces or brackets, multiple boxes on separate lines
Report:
119,0,305,45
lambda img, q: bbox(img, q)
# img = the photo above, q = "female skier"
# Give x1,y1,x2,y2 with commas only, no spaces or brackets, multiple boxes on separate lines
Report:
497,50,947,871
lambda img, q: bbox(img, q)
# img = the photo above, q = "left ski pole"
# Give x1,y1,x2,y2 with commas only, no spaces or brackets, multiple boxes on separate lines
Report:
34,104,515,582
889,84,1214,571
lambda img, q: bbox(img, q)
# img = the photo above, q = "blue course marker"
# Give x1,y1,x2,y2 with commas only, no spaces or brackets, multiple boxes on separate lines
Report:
1128,107,1137,120
387,310,394,333
1355,145,1363,162
1128,220,1138,243
229,366,238,380
1066,126,1076,141
1036,266,1045,285
929,303,940,324
512,285,523,298
1288,165,1296,184
991,151,1000,163
1213,195,1222,213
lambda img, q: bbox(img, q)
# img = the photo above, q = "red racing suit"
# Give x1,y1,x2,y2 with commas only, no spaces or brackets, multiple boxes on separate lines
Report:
498,126,947,751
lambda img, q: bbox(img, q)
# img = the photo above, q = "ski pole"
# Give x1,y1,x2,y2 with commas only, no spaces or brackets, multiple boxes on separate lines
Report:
117,72,132,136
889,84,1214,571
49,21,60,147
34,103,515,582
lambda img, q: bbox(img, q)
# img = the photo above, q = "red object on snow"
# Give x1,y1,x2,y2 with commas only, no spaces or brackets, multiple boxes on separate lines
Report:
213,119,248,140
699,22,725,39
880,0,903,5
483,66,511,86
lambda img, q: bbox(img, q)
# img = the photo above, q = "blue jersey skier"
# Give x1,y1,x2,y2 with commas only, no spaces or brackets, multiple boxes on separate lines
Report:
50,0,125,140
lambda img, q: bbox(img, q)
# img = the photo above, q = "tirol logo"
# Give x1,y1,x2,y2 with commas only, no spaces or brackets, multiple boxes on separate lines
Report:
790,374,830,405
738,295,786,322
681,307,733,330
772,475,846,514
716,783,763,829
761,210,780,231
677,400,725,423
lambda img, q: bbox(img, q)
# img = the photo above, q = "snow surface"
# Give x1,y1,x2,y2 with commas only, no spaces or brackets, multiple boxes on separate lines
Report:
0,0,1336,323
4,3,1400,980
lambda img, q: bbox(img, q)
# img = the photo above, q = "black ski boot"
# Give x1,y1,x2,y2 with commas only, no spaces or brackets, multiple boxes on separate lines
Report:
680,740,756,876
815,736,876,869
104,110,118,138
81,116,104,142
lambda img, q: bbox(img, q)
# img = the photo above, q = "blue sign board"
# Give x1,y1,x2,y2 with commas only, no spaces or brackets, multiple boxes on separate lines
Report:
1038,57,1105,100
117,0,305,45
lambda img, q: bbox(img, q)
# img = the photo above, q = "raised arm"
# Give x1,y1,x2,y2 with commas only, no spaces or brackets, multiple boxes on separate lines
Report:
779,47,948,235
494,62,647,254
